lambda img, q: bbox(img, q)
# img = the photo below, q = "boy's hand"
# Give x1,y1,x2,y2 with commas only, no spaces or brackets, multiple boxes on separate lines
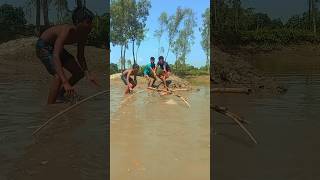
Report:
63,82,75,96
128,84,133,91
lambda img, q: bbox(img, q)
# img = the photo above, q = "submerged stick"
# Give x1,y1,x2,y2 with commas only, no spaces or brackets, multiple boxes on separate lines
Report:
212,88,251,94
33,90,108,136
147,87,191,108
119,89,145,106
214,105,258,144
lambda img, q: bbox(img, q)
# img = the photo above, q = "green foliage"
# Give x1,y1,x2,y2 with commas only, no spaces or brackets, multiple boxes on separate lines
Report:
88,13,109,47
110,63,119,74
172,63,209,76
200,8,210,72
0,4,29,42
214,0,320,47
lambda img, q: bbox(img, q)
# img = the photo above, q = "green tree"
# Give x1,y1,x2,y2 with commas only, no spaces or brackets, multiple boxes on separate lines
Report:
127,0,151,64
154,12,168,56
111,0,131,71
171,8,196,73
200,8,210,72
0,4,27,41
110,63,119,74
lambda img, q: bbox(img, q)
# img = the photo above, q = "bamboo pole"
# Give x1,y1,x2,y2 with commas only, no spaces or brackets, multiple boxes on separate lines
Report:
214,105,258,144
212,88,251,94
147,87,191,108
33,90,108,136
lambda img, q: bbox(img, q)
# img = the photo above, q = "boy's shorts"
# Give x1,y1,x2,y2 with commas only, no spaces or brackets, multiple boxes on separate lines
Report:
144,71,155,78
35,38,73,75
121,74,136,85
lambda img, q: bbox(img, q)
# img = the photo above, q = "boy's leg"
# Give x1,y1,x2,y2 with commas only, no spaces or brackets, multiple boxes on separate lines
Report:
47,74,62,104
58,50,85,96
151,74,156,87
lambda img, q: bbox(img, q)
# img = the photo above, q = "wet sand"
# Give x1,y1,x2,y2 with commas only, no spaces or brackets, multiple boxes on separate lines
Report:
0,37,107,179
110,77,210,180
213,46,320,180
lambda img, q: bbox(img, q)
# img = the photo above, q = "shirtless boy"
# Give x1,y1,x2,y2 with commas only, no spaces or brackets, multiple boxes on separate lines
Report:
35,7,99,104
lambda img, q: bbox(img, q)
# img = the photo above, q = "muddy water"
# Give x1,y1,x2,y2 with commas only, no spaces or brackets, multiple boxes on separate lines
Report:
110,79,210,180
0,42,107,180
214,48,320,180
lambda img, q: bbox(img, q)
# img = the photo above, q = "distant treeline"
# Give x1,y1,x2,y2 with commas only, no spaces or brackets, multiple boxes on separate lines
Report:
213,0,320,47
0,3,108,47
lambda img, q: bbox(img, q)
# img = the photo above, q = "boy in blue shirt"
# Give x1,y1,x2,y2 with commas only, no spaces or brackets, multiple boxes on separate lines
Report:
143,57,157,87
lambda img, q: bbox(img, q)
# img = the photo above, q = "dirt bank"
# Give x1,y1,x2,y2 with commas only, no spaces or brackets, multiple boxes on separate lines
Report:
212,47,287,94
110,72,197,89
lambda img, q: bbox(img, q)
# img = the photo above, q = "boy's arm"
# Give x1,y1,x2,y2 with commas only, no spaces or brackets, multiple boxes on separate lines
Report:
53,27,70,84
77,42,88,73
77,42,100,87
126,69,132,85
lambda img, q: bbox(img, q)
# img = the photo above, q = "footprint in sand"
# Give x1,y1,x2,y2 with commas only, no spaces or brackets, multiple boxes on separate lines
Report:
165,99,177,105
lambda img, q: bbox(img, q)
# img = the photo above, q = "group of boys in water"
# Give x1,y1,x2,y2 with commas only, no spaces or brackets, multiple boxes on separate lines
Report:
36,6,171,104
121,56,171,94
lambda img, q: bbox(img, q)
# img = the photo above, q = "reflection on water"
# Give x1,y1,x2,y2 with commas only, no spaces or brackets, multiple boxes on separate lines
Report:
111,82,210,180
214,50,320,180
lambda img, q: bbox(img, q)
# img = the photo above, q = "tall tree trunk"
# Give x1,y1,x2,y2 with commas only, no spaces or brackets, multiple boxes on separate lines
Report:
136,43,140,62
42,0,49,27
124,44,127,70
36,0,41,36
76,0,82,8
132,40,136,64
309,0,312,30
120,45,123,71
213,0,217,28
312,0,317,36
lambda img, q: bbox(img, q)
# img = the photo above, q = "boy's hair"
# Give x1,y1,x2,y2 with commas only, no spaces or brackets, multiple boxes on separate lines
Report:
72,6,94,25
150,57,155,61
132,63,140,69
158,56,164,60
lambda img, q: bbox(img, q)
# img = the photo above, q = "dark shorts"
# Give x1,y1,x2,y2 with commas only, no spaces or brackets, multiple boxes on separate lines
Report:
121,74,136,85
35,38,74,75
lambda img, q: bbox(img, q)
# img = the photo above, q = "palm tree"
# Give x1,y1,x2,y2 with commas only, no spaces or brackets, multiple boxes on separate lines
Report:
36,0,40,35
76,0,82,8
311,0,318,36
42,0,49,27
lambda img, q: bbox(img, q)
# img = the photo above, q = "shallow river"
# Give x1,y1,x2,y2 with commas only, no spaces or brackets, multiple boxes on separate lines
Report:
111,79,210,180
214,48,320,180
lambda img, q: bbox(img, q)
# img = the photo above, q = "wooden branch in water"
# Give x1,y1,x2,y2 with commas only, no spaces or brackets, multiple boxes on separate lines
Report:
147,87,191,108
119,89,145,106
213,106,250,124
33,90,108,136
214,105,258,144
212,88,251,94
173,93,191,108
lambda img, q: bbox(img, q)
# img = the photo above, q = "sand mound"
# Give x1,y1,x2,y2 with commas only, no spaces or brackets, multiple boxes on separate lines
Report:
110,72,191,89
213,47,286,94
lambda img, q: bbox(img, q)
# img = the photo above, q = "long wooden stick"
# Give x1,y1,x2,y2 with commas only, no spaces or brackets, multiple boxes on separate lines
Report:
212,88,251,94
214,105,258,144
213,106,250,124
33,90,108,136
119,89,145,106
147,87,191,108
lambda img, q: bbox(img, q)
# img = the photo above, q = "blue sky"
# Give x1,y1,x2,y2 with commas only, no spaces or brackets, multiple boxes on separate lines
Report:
110,0,210,68
242,0,307,21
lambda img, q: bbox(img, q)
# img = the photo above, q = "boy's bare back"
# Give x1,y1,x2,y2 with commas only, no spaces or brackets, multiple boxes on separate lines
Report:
40,24,87,45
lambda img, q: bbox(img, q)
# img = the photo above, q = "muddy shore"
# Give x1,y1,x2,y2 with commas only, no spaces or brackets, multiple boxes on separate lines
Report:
213,46,287,94
213,44,320,179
